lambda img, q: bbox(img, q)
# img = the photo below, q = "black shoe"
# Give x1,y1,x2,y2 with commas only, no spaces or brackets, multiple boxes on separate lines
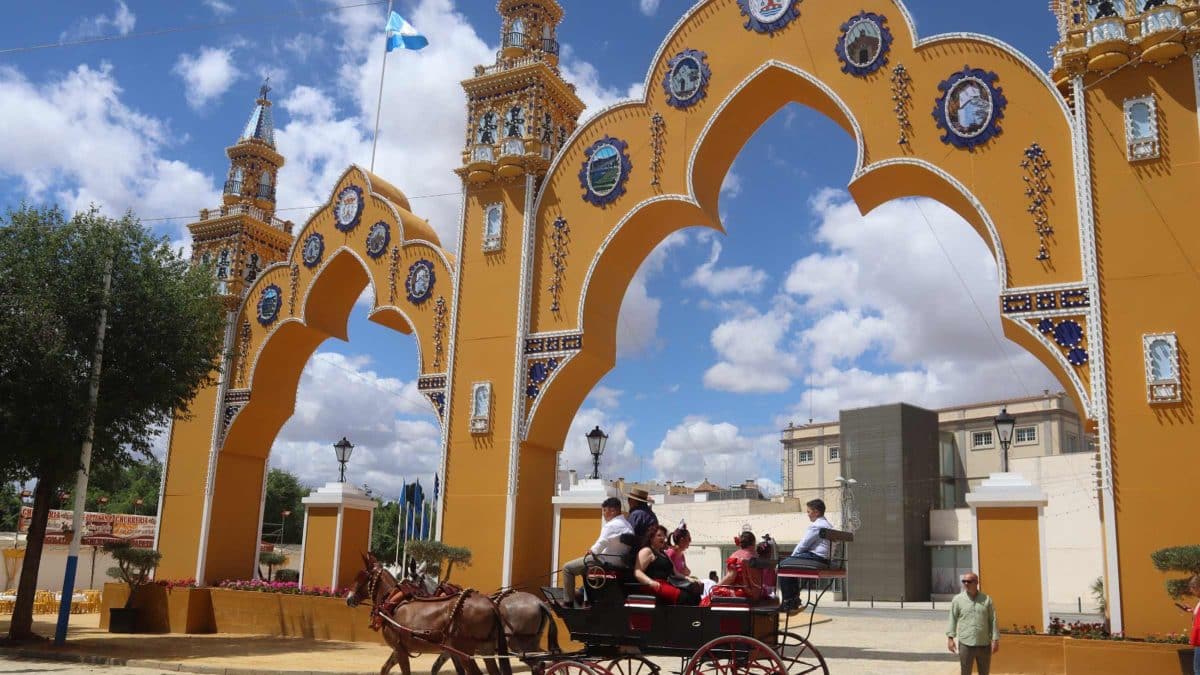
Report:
777,600,798,613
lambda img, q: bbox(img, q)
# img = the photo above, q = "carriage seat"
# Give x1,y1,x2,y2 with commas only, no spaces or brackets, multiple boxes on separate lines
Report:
777,527,854,577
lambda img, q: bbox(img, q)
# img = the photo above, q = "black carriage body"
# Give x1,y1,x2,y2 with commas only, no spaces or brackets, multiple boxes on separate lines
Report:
544,591,777,659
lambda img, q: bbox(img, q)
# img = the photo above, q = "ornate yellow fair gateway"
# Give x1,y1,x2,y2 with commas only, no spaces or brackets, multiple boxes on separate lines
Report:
155,0,1200,638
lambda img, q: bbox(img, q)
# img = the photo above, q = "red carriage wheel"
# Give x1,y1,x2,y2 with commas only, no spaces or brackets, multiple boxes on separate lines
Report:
600,655,660,675
683,635,788,675
543,660,605,675
764,631,829,675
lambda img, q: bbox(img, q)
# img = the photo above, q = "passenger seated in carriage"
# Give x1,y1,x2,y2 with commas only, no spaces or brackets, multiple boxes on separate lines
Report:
701,530,765,606
665,523,691,576
634,524,701,605
560,496,633,608
778,499,834,612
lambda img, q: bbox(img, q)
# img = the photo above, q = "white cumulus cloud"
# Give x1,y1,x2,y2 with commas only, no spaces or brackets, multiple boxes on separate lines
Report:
60,1,135,42
174,47,240,110
703,299,802,393
686,240,768,296
638,0,663,16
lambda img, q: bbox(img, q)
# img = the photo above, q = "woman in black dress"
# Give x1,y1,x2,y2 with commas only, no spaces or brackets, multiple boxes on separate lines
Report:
634,524,700,605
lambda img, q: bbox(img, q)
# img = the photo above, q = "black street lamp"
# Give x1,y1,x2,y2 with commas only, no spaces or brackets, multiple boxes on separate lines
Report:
994,407,1017,473
97,496,109,512
333,437,355,483
585,426,608,480
133,498,144,515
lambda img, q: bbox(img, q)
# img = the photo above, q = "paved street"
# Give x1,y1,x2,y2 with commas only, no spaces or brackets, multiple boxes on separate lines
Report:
0,609,969,675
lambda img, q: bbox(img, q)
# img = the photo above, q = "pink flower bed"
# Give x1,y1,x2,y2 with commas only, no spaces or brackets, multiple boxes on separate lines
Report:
217,578,341,597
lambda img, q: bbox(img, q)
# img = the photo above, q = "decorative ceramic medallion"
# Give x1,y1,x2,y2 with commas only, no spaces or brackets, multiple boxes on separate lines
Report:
664,49,711,109
836,12,892,76
933,68,1007,150
580,136,632,207
366,221,390,259
334,185,364,232
257,284,282,326
405,260,435,305
301,232,324,268
737,0,801,34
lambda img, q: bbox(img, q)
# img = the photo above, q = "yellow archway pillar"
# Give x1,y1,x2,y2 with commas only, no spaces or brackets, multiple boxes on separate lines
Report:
966,474,1049,633
299,483,375,591
551,475,620,597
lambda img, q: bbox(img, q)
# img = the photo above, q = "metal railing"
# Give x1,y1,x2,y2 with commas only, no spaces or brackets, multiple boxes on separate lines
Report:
541,38,559,55
256,185,275,201
503,31,525,49
223,180,243,196
475,54,540,76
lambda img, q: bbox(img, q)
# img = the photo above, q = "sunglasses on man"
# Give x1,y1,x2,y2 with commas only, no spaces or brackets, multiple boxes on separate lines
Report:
960,578,978,585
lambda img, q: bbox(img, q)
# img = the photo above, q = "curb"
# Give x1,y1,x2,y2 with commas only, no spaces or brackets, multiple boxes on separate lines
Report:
3,647,370,675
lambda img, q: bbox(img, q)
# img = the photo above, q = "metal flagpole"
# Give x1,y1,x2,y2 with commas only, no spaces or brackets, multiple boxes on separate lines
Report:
55,252,113,645
393,487,403,566
369,0,394,173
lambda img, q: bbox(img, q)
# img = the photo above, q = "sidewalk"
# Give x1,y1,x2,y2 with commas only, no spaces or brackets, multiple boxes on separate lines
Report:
1,613,404,675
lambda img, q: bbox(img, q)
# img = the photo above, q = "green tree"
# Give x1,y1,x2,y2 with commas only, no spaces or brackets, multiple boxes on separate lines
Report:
262,468,307,545
85,456,162,515
1151,545,1200,600
0,206,224,640
371,499,400,563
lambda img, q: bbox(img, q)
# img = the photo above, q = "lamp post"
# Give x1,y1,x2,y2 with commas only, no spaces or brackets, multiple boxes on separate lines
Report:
96,496,109,512
833,476,858,531
993,407,1017,473
333,437,355,483
132,498,143,515
280,510,291,544
585,426,608,480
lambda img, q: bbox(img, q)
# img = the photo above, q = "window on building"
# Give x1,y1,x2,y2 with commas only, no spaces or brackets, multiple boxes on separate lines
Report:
971,430,994,449
828,446,839,461
931,545,973,595
1065,433,1081,454
1015,426,1038,444
798,449,814,464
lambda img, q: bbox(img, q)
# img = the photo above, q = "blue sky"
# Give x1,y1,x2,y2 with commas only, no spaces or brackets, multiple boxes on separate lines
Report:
0,1,1065,498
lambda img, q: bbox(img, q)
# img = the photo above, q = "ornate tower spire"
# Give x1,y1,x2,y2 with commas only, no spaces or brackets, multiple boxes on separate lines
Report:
189,81,293,302
457,0,584,185
1049,0,1191,86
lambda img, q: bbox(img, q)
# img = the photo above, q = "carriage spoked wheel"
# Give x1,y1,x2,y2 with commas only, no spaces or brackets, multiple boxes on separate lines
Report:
542,660,605,675
682,636,789,675
764,630,829,675
599,655,661,675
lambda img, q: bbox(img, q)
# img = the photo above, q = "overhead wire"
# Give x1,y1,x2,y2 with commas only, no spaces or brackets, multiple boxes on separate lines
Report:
0,1,388,55
911,199,1032,397
138,190,462,223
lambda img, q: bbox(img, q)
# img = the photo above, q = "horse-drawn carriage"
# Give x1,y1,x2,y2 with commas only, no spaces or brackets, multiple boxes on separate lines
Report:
348,527,853,675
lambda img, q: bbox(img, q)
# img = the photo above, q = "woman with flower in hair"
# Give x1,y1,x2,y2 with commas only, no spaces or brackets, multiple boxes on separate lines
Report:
701,530,764,606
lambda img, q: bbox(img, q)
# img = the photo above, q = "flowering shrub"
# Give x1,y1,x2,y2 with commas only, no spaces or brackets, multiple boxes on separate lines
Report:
155,578,197,590
1143,632,1189,644
217,579,341,597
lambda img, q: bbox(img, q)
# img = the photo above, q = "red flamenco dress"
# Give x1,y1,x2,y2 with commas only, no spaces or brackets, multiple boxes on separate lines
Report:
700,548,764,607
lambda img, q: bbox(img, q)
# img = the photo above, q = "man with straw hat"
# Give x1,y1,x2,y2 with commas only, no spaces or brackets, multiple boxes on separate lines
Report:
626,488,658,541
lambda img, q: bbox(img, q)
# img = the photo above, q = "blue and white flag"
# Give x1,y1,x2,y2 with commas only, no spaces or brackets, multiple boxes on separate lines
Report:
385,11,428,52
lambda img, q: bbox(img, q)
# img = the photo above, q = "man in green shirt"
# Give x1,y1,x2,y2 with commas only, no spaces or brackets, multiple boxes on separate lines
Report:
946,572,999,675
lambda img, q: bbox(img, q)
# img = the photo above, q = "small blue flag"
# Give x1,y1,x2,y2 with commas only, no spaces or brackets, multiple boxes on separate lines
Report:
386,11,428,52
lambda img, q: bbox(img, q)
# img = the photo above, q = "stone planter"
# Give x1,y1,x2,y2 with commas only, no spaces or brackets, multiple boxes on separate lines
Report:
991,633,1065,674
1063,638,1189,674
208,588,382,643
99,582,213,633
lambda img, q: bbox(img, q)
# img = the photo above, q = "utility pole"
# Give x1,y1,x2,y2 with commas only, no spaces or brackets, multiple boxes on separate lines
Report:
55,253,113,645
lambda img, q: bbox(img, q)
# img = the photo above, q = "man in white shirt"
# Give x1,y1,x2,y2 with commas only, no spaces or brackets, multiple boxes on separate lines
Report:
778,499,834,612
560,497,633,607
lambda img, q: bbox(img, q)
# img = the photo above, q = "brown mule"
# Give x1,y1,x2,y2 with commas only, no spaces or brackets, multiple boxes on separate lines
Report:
347,553,513,675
